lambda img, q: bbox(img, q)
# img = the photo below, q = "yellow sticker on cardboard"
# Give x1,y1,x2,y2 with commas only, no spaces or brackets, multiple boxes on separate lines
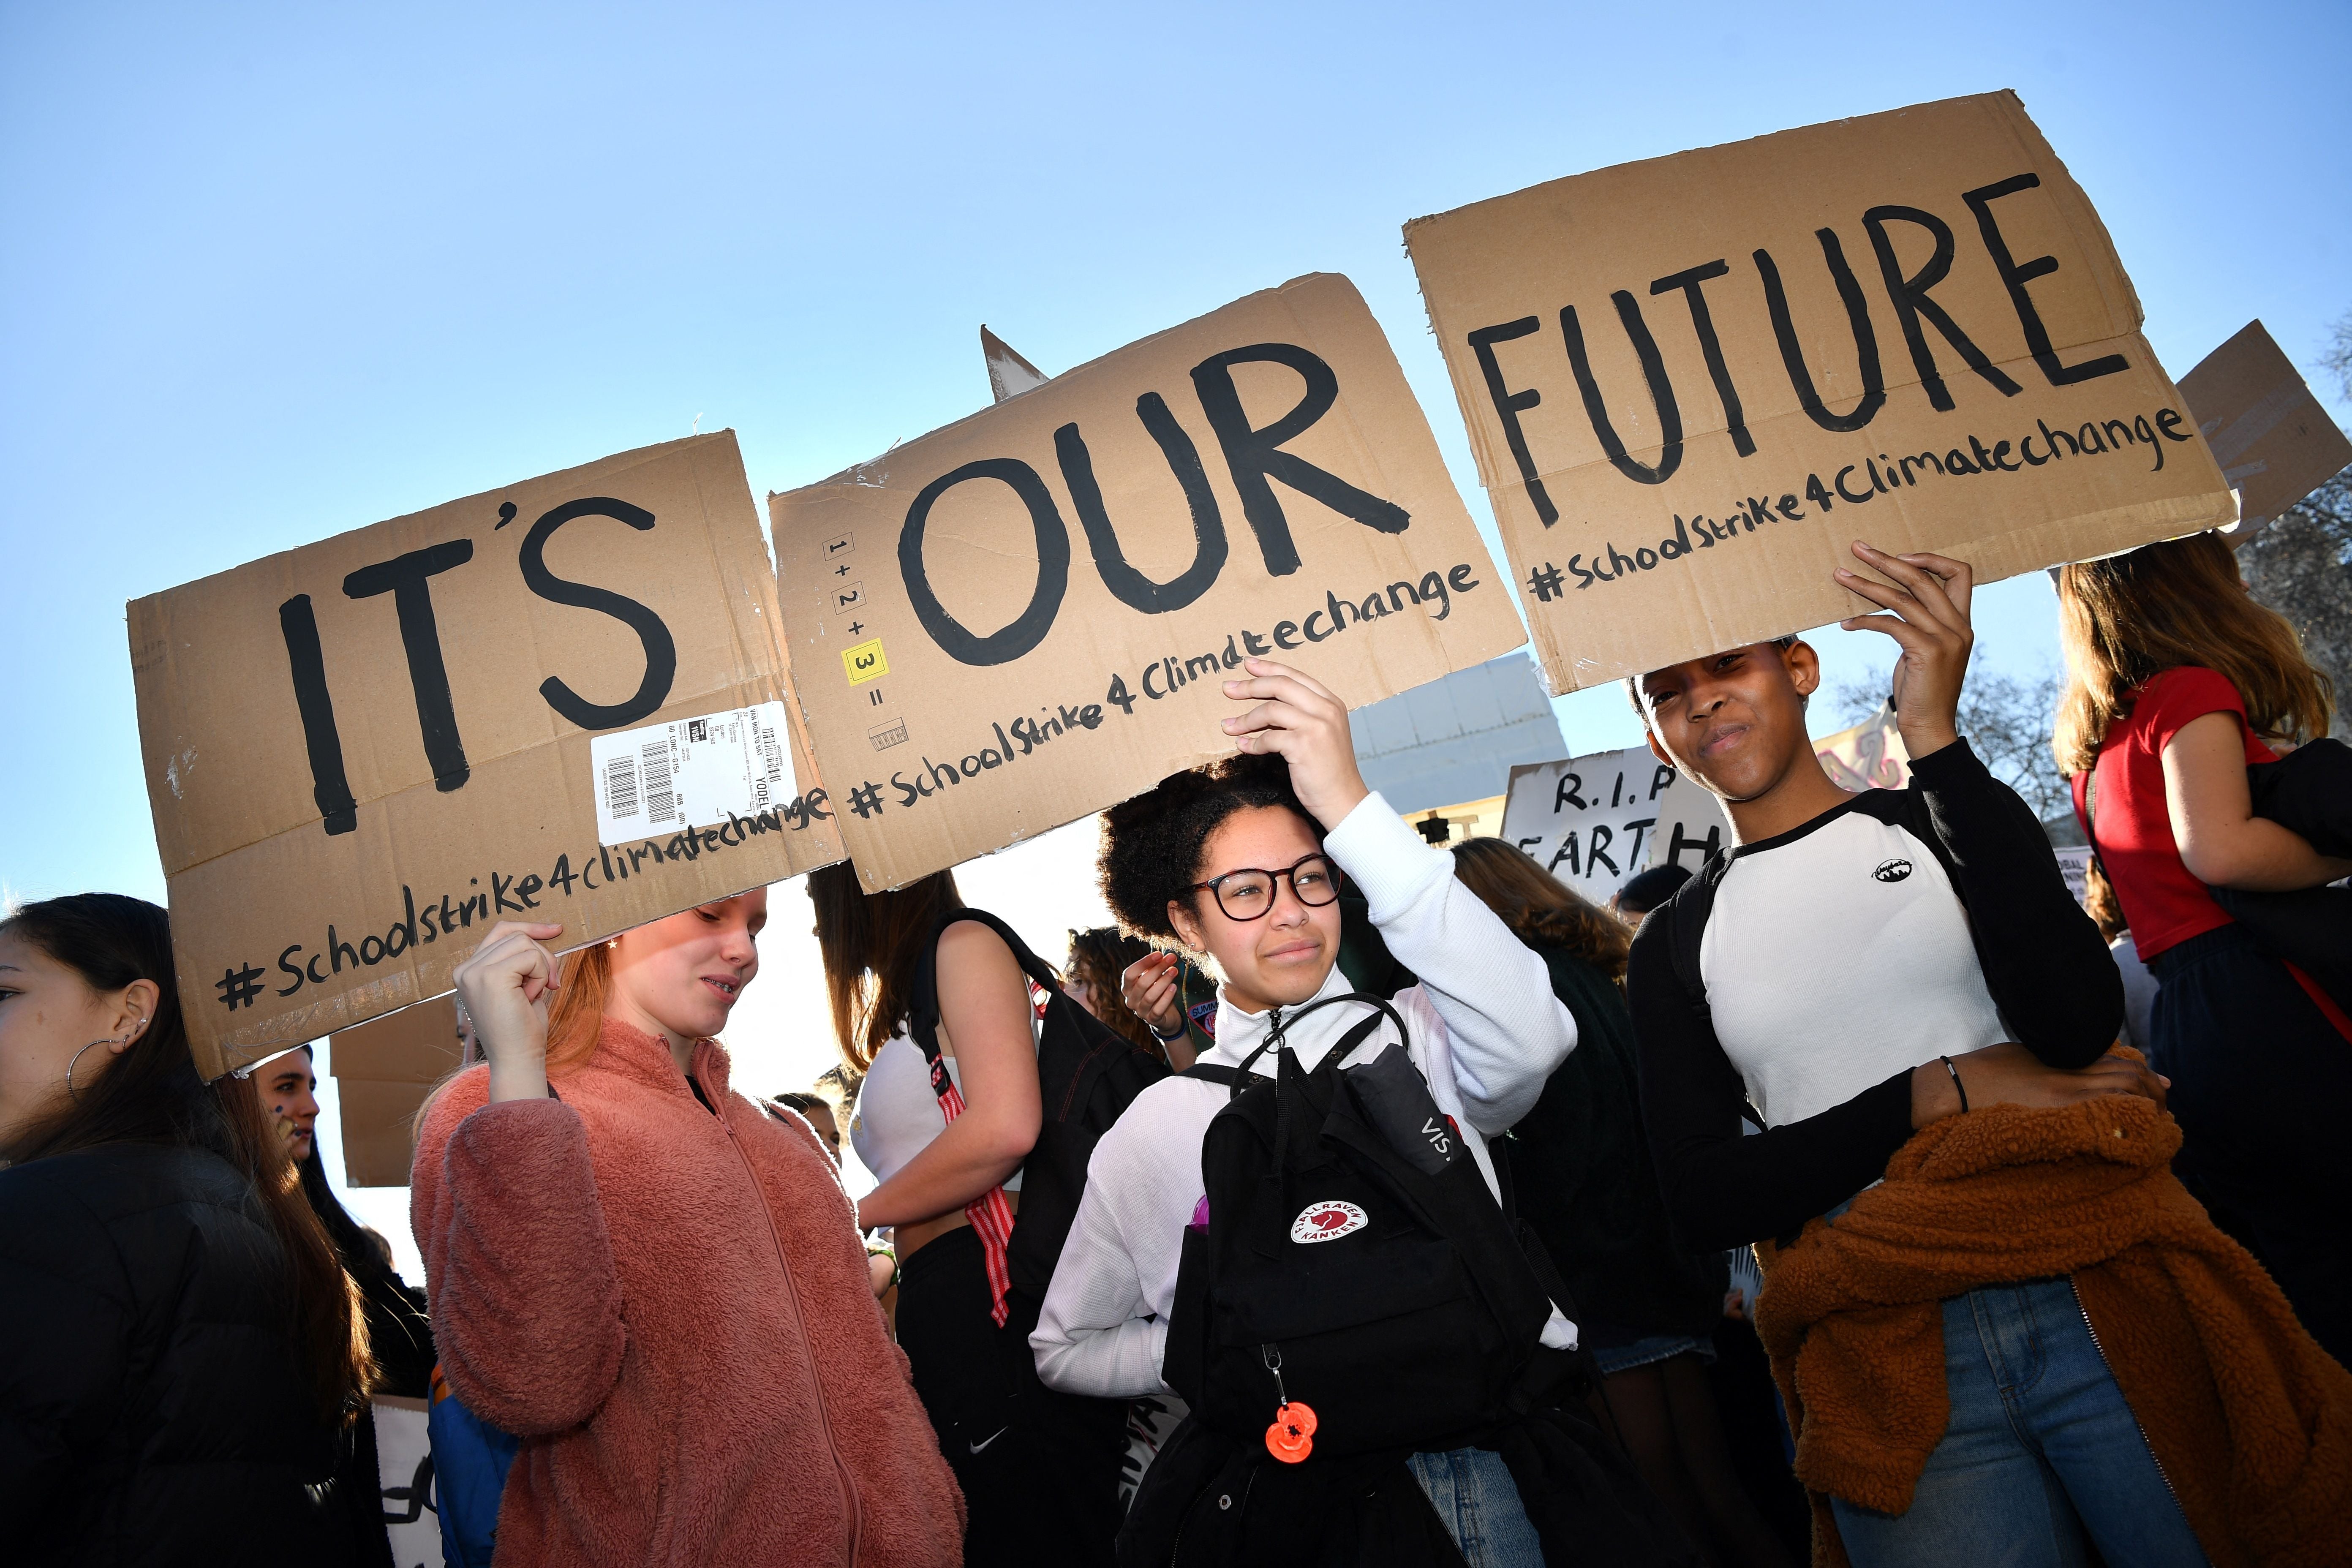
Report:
842,638,888,684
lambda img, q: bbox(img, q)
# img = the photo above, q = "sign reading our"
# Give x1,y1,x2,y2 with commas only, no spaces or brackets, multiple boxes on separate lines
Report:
770,274,1524,890
1405,92,2236,694
130,433,841,1078
1499,747,1730,902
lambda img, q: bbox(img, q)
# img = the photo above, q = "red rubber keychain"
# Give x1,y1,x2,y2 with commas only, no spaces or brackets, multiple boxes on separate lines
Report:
1259,1345,1317,1463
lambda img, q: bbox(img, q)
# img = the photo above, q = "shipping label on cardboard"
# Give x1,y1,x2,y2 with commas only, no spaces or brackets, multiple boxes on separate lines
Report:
589,701,795,846
1500,746,1728,901
130,433,842,1078
771,274,1524,890
2176,319,2352,543
1405,91,2235,694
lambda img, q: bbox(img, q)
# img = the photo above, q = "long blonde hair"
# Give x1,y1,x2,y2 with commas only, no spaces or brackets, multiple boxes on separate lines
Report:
2053,532,2332,774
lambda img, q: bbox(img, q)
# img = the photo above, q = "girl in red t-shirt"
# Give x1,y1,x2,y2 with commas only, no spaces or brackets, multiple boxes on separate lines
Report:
2055,531,2352,1363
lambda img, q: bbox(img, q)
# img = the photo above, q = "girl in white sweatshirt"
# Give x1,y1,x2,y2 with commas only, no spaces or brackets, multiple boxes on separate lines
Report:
1030,658,1584,1565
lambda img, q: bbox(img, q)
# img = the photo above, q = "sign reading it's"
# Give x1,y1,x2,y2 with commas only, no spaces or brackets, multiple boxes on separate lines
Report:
131,433,841,1078
772,274,1523,890
1406,92,2235,694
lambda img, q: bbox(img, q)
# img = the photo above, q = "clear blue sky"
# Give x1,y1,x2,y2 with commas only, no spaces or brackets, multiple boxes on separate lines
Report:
6,0,2348,910
8,0,2347,1272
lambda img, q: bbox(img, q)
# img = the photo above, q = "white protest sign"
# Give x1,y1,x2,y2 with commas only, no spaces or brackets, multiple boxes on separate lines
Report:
1501,746,1729,901
373,1396,444,1567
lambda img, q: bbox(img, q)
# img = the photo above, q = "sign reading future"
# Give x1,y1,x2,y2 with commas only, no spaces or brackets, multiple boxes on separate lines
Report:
772,273,1525,890
130,433,841,1078
1405,91,2236,694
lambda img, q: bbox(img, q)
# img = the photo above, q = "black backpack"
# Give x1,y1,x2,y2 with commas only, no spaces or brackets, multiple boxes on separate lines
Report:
1160,993,1578,1454
907,908,1172,1303
1130,994,1697,1568
2196,737,2352,1010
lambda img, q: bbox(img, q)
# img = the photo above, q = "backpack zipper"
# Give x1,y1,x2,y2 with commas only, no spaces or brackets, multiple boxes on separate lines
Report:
2068,1277,2185,1522
711,1067,866,1563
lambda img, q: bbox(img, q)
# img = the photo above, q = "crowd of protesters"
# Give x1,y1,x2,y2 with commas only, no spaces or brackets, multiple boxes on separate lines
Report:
5,528,2350,1566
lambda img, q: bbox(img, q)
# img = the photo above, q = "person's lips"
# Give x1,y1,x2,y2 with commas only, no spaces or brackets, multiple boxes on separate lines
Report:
1698,722,1751,760
1261,938,1320,964
700,974,742,1004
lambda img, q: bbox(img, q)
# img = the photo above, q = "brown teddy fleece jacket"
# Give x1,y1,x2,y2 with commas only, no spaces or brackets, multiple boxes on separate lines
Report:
1753,1093,2352,1568
412,1020,965,1567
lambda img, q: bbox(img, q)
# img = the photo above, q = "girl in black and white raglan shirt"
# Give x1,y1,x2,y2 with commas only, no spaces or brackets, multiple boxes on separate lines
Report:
1624,542,2202,1568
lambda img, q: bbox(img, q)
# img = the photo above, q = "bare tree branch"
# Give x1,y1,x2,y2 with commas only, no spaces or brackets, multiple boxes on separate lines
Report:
1832,649,2077,842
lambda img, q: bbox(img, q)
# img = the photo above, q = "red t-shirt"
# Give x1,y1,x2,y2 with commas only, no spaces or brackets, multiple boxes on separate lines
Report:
2073,666,2276,961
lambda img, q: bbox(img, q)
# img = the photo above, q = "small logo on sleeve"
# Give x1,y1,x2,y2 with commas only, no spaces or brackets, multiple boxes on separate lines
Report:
1874,858,1914,883
1290,1200,1367,1244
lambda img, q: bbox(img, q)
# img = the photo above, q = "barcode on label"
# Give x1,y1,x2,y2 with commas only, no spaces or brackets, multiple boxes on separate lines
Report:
604,744,679,825
605,754,641,819
640,741,676,824
758,727,784,781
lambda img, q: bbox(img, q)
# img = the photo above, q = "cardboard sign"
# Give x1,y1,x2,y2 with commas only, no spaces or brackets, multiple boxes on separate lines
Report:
1500,746,1728,901
2177,320,2352,544
1405,92,2235,694
1643,769,1734,875
1813,705,1912,794
771,274,1524,890
330,994,463,1187
131,433,841,1079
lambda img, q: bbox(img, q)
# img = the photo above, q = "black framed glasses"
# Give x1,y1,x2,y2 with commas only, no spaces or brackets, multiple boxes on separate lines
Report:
1189,853,1342,922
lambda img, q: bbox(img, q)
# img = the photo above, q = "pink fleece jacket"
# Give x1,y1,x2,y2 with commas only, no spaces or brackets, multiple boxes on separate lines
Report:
411,1020,965,1567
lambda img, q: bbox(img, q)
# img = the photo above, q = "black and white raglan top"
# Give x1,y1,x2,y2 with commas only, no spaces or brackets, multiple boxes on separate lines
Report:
1627,740,2123,1252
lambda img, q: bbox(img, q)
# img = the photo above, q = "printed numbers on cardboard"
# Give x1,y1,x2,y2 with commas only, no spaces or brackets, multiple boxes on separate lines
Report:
842,638,889,684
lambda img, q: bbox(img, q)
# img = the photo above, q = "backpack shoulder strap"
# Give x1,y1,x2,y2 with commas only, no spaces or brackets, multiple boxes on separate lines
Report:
1664,855,1730,1018
1181,1063,1241,1088
906,908,1056,1086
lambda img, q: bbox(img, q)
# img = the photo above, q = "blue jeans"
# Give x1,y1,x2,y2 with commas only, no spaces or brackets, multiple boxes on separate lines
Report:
1408,1446,1546,1568
1830,1278,2206,1568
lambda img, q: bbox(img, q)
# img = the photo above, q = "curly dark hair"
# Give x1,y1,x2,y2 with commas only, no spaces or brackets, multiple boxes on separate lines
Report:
1098,752,1312,943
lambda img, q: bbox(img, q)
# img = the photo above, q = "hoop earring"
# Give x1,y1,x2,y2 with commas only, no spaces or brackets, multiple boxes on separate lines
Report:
65,1038,117,1100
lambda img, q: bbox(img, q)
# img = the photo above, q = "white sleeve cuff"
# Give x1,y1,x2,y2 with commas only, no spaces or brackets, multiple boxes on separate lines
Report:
1322,790,1451,923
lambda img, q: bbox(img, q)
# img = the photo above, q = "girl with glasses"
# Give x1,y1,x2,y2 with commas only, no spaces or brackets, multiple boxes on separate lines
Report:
1030,658,1588,1565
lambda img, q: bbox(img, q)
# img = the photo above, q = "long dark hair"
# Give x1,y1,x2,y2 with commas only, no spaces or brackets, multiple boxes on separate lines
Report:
807,863,966,1072
0,895,372,1424
1448,838,1633,982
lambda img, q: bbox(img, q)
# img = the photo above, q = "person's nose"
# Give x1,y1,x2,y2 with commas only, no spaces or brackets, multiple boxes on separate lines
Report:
291,1086,319,1124
1267,876,1310,929
719,918,757,969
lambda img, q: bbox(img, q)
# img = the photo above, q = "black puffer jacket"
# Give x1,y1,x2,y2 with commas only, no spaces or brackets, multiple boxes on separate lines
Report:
0,1142,363,1567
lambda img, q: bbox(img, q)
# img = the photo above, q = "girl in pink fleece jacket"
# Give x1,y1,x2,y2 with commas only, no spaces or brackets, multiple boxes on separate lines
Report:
412,894,965,1567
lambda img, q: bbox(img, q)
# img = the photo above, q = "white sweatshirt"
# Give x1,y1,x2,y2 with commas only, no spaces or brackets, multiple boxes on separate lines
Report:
1030,792,1581,1399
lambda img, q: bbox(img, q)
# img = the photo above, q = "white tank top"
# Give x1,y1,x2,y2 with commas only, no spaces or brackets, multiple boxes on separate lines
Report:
849,1013,1041,1189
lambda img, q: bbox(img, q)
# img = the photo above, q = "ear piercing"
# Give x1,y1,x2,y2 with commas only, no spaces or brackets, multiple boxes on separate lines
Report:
64,1016,149,1100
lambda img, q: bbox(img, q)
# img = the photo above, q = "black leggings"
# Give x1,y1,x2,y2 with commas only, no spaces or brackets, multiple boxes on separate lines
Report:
895,1224,1127,1568
2148,923,2352,1364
